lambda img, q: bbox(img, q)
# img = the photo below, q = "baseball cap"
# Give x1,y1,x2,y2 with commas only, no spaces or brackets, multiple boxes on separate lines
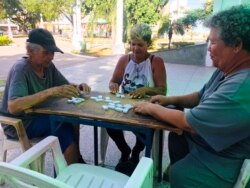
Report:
27,28,63,53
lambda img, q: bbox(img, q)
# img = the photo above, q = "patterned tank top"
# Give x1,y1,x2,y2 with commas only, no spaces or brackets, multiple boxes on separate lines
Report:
121,55,155,93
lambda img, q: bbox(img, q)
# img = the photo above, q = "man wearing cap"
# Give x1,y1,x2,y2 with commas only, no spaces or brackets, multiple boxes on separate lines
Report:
0,28,90,164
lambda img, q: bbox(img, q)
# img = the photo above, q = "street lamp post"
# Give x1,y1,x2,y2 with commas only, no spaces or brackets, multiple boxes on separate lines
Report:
7,17,13,39
72,0,82,51
112,0,125,55
40,13,44,28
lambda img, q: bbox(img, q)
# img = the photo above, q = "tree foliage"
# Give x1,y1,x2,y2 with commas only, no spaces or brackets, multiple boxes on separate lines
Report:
158,0,214,49
181,0,214,29
158,16,185,49
181,9,204,28
21,0,77,24
0,0,5,18
1,0,82,31
1,0,39,31
125,0,168,26
123,0,168,42
84,0,115,37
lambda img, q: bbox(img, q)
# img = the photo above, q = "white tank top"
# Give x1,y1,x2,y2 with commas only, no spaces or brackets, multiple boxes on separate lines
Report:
121,55,155,93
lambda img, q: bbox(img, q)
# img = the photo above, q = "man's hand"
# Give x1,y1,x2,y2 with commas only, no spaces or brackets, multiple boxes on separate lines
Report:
133,101,153,115
77,83,91,95
52,84,80,98
150,95,168,105
109,82,119,94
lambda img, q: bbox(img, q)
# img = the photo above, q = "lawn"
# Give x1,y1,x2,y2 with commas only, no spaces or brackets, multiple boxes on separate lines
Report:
0,80,6,100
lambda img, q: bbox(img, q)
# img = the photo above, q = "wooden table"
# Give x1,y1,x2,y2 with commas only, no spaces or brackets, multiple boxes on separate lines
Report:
27,91,182,181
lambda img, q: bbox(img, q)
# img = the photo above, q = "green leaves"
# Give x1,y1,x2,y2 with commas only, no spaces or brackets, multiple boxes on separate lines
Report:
125,0,166,26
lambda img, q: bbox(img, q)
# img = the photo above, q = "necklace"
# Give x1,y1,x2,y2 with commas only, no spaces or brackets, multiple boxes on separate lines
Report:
134,63,143,78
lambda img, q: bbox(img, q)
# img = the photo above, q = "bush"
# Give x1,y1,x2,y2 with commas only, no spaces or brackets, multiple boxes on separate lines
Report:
172,42,195,48
0,35,13,46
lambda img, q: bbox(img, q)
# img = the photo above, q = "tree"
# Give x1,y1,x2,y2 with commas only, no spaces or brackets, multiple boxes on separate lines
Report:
0,0,5,18
1,0,39,32
158,16,184,49
21,0,77,25
83,0,116,38
1,0,84,32
158,0,214,49
122,0,169,42
181,0,214,29
125,0,168,27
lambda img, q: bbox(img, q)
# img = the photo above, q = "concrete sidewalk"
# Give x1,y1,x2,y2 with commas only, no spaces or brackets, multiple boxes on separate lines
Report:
0,37,215,187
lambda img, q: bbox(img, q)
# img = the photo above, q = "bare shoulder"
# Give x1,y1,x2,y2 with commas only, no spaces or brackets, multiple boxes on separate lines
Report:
116,54,130,66
119,54,130,62
151,55,165,65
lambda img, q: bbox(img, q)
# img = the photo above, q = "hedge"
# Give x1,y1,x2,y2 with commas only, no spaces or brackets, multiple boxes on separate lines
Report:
0,35,12,46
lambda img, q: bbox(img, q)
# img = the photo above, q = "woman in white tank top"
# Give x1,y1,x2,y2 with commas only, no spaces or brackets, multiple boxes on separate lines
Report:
107,23,167,175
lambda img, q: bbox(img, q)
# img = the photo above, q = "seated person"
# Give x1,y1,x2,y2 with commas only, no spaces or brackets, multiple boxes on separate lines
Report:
0,28,91,165
108,23,167,175
133,5,250,188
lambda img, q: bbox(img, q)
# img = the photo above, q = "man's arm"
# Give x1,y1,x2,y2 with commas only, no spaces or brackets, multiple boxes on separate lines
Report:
8,84,79,114
133,92,200,132
150,92,200,109
133,102,195,133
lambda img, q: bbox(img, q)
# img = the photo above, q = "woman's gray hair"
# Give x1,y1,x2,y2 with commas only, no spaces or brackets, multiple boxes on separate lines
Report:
26,42,43,53
204,5,250,52
129,23,152,45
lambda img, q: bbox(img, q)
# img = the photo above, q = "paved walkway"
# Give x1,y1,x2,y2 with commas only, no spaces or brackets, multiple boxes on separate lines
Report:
0,37,215,187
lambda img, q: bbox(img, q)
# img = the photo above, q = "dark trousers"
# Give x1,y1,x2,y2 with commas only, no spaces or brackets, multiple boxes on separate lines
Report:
106,128,145,160
168,132,189,164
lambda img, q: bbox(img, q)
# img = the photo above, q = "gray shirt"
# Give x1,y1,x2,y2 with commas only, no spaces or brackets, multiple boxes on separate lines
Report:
185,68,250,181
0,57,68,138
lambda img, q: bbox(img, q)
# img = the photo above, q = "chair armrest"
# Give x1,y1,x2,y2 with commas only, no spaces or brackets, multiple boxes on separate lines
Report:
234,159,250,188
0,162,72,188
125,157,153,188
0,115,31,150
10,136,67,175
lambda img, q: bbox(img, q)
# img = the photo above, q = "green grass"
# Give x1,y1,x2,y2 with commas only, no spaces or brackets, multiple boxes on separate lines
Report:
0,80,6,100
0,92,3,100
0,80,6,86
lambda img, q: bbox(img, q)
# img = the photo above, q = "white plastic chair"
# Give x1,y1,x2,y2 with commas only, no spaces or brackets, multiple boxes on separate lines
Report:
0,115,44,184
0,136,153,188
234,159,250,188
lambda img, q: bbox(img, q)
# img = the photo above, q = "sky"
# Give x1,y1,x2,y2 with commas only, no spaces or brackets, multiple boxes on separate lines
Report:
167,0,210,33
187,0,206,9
169,0,206,10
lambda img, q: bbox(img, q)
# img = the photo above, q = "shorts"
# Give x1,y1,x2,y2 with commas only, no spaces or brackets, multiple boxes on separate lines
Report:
26,115,76,153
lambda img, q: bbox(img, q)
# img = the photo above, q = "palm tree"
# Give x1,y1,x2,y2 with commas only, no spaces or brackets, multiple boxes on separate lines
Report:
158,16,184,49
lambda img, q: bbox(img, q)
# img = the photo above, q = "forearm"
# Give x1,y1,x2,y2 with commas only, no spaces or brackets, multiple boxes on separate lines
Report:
146,104,195,133
8,88,55,114
167,92,200,108
144,86,166,96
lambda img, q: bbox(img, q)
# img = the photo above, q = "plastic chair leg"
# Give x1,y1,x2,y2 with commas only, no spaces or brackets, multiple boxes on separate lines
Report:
152,130,165,178
99,128,109,166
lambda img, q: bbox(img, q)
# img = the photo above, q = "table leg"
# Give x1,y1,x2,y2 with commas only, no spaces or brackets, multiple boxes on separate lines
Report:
94,126,98,165
144,129,154,157
158,130,163,182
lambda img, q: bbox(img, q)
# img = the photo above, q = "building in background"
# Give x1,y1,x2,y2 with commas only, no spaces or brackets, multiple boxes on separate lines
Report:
0,19,19,35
